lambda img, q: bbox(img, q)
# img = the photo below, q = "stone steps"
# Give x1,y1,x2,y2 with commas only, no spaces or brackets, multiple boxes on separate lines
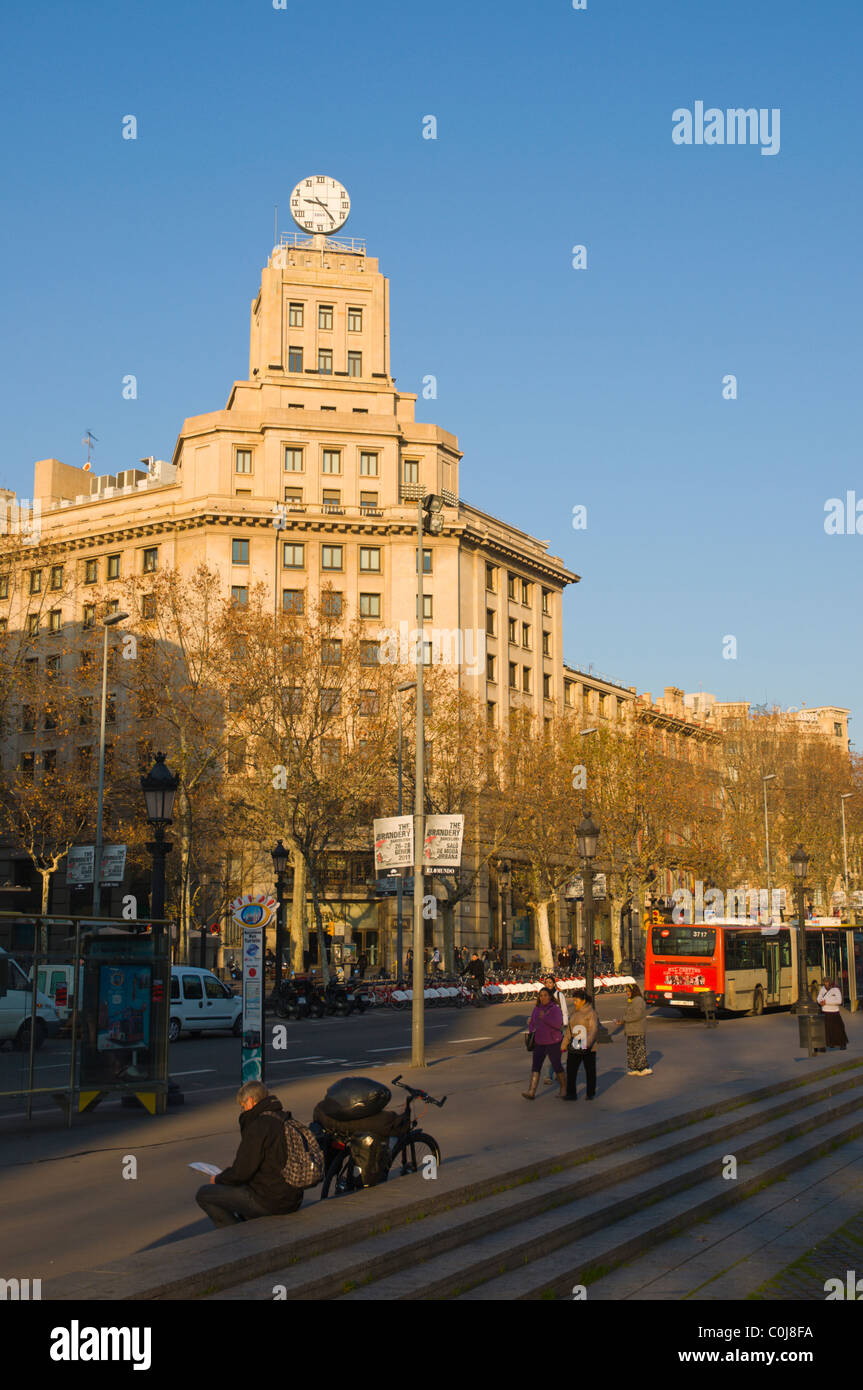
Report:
206,1062,863,1301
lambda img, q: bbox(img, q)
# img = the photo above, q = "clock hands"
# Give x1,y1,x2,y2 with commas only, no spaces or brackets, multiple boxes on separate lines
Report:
303,197,336,225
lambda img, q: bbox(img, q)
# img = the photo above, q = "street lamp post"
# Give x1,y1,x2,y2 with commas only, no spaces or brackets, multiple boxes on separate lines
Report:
397,680,417,980
141,753,179,928
92,611,129,916
271,839,290,995
762,773,776,923
840,794,854,924
790,843,823,1057
498,861,512,969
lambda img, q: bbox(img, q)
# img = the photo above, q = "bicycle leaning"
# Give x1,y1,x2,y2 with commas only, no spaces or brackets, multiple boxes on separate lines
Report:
317,1075,446,1199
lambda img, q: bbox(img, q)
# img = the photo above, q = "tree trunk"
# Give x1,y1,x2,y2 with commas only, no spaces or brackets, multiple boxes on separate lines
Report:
534,899,554,970
609,893,623,971
39,868,51,916
442,901,455,974
289,847,306,973
308,865,330,986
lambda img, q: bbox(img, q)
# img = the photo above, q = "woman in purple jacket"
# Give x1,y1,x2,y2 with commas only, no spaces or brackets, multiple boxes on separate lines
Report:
523,987,566,1099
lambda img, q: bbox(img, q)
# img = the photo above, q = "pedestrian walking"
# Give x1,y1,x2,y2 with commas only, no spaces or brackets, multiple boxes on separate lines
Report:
616,981,652,1075
817,978,848,1050
562,988,599,1100
405,948,414,980
523,987,566,1099
195,1081,304,1227
462,951,486,1005
541,973,569,1085
430,946,442,974
568,943,578,973
357,951,368,979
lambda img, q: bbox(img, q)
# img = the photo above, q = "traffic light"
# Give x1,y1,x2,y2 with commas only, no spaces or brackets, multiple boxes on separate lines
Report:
651,908,662,925
421,493,444,535
209,923,221,935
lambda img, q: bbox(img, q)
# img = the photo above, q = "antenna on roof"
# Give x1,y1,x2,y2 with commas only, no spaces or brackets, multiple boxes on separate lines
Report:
274,204,278,246
82,430,98,472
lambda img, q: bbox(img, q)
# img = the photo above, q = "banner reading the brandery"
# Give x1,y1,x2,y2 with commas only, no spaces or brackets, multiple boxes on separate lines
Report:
373,815,414,870
423,815,464,869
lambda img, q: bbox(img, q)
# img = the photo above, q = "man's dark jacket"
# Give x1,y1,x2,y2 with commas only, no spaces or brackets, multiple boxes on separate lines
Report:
215,1094,302,1213
463,957,485,985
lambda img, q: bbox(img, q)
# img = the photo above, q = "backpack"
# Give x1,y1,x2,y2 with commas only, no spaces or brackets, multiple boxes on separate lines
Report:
270,1113,325,1189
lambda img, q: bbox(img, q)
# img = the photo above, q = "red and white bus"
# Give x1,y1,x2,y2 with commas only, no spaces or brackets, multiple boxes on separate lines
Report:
644,918,863,1015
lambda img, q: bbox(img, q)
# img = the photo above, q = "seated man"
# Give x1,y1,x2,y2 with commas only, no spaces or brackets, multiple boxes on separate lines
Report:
196,1080,303,1228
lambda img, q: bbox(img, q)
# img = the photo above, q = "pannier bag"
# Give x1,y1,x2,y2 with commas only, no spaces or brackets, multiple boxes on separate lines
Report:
319,1075,391,1122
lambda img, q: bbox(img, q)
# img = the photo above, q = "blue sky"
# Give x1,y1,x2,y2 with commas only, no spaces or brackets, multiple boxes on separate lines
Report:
1,0,860,734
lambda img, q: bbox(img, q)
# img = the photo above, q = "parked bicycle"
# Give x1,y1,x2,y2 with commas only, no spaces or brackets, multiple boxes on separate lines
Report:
318,1075,446,1199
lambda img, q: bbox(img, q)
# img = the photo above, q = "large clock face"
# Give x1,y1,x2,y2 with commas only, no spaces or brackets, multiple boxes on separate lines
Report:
289,176,350,234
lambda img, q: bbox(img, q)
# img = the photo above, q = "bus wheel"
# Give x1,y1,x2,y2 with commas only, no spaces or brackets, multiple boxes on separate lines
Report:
749,987,764,1017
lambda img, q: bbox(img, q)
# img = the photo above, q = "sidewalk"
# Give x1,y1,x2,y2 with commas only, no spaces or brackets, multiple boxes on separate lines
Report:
43,1003,863,1298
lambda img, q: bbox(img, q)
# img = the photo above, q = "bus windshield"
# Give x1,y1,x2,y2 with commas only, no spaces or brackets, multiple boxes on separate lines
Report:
651,927,716,957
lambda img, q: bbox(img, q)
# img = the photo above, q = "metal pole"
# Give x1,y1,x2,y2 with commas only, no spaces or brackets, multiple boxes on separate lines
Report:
397,700,404,980
92,623,110,916
411,497,426,1067
841,796,851,922
763,779,772,923
274,870,285,993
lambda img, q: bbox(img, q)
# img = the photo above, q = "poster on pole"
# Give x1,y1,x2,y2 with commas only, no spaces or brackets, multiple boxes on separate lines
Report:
373,816,414,871
100,845,127,885
67,845,95,886
423,815,464,869
231,893,277,1083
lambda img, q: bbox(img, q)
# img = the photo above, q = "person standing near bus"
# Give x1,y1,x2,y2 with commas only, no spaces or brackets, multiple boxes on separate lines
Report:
617,982,652,1075
817,979,848,1050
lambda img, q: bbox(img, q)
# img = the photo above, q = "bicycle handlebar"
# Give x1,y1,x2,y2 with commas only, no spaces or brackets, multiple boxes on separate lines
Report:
391,1074,447,1108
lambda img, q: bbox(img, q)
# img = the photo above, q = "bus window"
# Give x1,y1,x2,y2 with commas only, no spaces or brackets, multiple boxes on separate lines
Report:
725,932,765,970
779,934,792,968
650,927,715,957
806,934,822,967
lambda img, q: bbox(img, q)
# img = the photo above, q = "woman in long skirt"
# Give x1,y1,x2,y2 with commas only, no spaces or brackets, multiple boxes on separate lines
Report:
817,979,848,1050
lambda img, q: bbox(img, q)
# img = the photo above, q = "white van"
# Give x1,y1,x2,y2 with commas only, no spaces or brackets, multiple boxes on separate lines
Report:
169,965,243,1042
35,963,82,1026
0,948,61,1049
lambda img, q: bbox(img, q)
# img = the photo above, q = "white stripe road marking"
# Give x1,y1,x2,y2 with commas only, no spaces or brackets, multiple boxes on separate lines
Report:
269,1056,323,1063
171,1069,216,1076
448,1037,492,1043
368,1046,411,1053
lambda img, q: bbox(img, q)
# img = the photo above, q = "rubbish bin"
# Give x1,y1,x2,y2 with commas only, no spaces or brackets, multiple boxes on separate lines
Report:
799,1010,827,1054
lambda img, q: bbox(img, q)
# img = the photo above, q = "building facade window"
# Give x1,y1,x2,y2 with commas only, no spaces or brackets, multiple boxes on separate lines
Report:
522,623,531,648
322,489,341,510
0,575,9,600
543,674,551,699
285,487,303,505
485,563,497,592
106,554,120,580
142,547,158,573
285,447,304,472
318,349,333,374
282,589,304,615
542,588,551,615
49,609,62,632
27,613,39,635
142,594,157,620
403,459,419,484
415,548,432,574
321,639,342,665
359,451,378,476
360,641,380,666
347,351,362,377
486,654,497,682
508,617,517,644
521,579,532,605
359,593,380,618
486,609,496,636
50,566,64,591
288,346,303,372
509,662,518,689
542,631,551,656
322,449,341,474
522,667,531,693
319,304,333,330
322,591,343,617
507,573,518,601
359,547,381,572
321,545,343,571
347,307,362,332
232,539,249,565
564,680,574,707
235,449,253,474
84,558,98,584
289,302,304,327
283,543,305,569
359,491,378,511
231,586,248,606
